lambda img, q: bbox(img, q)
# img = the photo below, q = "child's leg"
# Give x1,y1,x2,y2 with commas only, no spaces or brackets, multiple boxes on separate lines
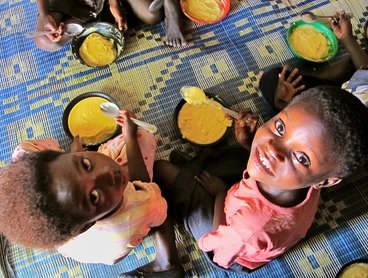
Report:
163,0,187,47
125,0,163,25
298,55,356,85
121,160,184,276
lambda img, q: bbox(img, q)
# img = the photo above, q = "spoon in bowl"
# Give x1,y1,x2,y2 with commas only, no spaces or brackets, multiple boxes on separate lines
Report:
99,102,158,134
26,23,84,38
180,86,239,118
300,11,352,23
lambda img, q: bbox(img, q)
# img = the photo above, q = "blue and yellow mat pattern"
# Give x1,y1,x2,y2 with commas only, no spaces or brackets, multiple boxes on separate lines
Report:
1,0,368,277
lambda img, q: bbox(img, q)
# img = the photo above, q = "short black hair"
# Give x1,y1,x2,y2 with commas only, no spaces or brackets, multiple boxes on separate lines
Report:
290,86,368,177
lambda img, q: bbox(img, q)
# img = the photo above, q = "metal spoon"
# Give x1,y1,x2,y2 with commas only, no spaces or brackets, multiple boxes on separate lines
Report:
180,86,239,118
300,11,352,23
99,102,158,134
26,23,84,38
149,0,164,11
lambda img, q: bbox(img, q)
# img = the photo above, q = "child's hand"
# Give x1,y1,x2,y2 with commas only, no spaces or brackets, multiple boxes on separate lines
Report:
109,1,128,32
275,66,305,110
70,135,86,152
39,14,63,42
330,11,353,41
115,109,138,138
194,171,228,197
234,108,258,148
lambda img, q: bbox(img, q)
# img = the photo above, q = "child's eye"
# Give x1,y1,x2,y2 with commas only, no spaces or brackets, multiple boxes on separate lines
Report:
82,158,92,171
90,189,100,206
293,151,311,166
275,119,285,136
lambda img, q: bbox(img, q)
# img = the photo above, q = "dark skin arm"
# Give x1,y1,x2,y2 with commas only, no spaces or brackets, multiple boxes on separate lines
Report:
233,108,259,151
115,110,150,182
195,171,227,230
331,11,368,69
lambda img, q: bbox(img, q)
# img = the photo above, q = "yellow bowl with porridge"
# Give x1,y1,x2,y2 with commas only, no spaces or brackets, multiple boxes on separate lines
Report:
287,20,338,62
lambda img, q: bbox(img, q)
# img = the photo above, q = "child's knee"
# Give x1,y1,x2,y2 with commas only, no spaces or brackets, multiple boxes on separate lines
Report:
140,11,164,25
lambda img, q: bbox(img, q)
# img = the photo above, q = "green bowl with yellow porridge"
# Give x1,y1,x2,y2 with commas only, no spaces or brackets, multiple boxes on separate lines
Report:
287,20,338,63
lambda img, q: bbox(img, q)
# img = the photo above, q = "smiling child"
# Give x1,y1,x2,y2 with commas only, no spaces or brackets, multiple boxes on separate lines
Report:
122,86,368,276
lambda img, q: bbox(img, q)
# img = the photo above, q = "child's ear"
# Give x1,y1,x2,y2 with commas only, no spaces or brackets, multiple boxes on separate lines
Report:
313,177,342,189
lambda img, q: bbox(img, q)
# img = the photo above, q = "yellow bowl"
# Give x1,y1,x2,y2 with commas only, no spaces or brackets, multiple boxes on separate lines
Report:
287,20,338,63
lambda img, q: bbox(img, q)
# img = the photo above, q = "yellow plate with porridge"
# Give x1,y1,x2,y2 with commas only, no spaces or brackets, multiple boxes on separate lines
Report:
287,20,338,62
174,93,232,146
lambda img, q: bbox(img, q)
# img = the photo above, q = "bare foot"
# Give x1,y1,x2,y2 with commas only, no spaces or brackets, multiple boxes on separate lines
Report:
164,0,187,47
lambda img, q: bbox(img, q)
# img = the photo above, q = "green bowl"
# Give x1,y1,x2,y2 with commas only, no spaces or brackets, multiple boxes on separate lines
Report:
287,20,338,63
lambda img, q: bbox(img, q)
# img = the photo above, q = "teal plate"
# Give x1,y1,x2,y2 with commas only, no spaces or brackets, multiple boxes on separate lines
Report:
287,20,338,63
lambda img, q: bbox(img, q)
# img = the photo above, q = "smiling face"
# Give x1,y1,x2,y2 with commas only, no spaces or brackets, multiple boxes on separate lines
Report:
48,151,128,226
247,103,340,193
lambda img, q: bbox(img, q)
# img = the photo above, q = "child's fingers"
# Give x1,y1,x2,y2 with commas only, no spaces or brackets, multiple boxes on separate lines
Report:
278,66,289,81
291,75,303,87
286,68,299,83
294,84,306,93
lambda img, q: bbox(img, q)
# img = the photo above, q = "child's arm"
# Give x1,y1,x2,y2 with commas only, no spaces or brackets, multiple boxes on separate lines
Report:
331,11,368,69
234,108,258,151
109,0,128,32
194,171,227,230
115,110,150,182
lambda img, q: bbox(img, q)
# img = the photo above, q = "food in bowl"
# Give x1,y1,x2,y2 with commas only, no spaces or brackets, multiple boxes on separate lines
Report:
177,98,232,145
287,21,338,62
72,22,125,67
337,260,368,278
79,33,117,67
289,25,329,61
66,96,118,146
181,0,230,24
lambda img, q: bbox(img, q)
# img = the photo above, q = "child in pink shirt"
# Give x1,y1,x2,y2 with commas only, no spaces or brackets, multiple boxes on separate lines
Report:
122,86,368,277
0,110,167,265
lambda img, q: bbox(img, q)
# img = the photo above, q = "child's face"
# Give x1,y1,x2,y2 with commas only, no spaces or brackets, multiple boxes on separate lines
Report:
247,103,338,191
48,151,128,224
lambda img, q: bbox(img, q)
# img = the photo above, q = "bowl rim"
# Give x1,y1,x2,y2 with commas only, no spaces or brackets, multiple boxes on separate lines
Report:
287,20,339,63
62,91,121,147
71,22,125,68
173,92,232,147
180,0,231,25
335,258,368,278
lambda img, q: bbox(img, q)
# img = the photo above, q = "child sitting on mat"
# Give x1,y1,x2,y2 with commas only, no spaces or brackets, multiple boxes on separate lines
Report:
122,86,368,276
0,110,167,265
260,11,368,112
34,0,186,51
